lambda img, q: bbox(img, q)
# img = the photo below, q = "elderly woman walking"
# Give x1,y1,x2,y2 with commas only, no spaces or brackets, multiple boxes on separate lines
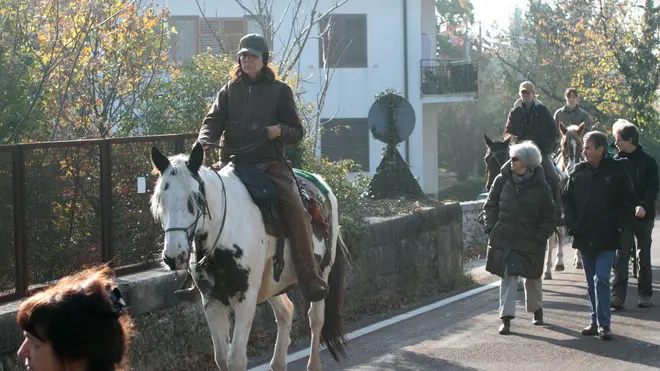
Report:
483,141,557,334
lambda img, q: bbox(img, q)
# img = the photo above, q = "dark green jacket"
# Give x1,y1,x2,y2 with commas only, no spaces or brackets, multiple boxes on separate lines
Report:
483,162,557,278
198,72,303,163
553,104,592,131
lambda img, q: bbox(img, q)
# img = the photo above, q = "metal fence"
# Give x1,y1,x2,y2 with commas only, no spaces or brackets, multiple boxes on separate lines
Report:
421,59,479,96
0,133,218,304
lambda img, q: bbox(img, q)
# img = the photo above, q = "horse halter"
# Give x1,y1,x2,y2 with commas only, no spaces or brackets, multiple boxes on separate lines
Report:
162,171,227,266
163,209,203,253
561,134,583,171
486,146,508,169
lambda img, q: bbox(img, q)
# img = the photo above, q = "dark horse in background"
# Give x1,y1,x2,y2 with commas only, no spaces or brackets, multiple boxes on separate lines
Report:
483,134,567,280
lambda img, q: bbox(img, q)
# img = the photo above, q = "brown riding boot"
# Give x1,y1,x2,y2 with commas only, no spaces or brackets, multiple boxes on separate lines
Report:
292,246,329,302
282,203,329,302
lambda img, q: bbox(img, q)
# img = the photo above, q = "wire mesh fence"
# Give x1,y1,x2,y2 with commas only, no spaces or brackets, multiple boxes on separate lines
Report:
0,133,211,303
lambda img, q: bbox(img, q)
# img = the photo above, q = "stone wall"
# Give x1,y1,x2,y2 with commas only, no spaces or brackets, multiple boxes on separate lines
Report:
0,203,464,371
460,200,487,253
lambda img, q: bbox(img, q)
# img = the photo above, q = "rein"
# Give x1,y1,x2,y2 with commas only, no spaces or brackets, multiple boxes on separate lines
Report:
199,137,268,155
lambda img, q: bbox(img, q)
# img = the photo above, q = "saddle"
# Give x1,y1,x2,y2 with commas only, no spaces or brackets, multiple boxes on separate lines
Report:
214,161,331,281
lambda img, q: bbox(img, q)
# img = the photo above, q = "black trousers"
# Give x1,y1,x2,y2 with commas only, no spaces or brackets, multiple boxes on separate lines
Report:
612,219,654,300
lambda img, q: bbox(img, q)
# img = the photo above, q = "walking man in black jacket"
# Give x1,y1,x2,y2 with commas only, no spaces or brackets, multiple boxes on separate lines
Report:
611,119,659,309
562,131,635,340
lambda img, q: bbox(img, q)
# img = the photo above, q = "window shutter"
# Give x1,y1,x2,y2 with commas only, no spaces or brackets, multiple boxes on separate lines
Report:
220,19,246,54
200,18,222,54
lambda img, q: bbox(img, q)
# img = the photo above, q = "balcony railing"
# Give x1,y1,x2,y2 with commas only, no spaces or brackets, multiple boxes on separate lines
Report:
421,59,478,96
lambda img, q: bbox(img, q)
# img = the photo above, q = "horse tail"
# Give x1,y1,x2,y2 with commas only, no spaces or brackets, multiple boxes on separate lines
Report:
321,228,349,361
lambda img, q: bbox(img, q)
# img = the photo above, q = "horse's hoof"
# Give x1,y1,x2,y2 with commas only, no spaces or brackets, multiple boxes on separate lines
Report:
575,262,583,269
544,272,553,280
554,265,565,272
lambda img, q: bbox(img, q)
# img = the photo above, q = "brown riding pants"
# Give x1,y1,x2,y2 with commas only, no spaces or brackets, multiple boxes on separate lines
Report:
260,162,317,273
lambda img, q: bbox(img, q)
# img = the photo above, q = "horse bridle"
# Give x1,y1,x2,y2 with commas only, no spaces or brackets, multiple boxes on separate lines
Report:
486,146,509,169
162,170,228,268
561,135,583,172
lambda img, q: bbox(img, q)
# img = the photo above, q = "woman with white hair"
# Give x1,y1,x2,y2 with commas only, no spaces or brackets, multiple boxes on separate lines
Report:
483,140,557,334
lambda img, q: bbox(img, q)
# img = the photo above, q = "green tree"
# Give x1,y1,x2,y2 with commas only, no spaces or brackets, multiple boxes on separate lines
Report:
436,0,475,58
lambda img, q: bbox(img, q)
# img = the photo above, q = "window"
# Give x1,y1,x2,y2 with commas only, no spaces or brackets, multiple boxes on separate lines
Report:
319,14,367,68
169,16,255,62
169,16,200,62
320,118,369,171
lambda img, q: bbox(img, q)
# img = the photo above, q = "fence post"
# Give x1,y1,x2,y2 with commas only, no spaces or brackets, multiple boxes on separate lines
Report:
99,140,114,263
13,145,28,296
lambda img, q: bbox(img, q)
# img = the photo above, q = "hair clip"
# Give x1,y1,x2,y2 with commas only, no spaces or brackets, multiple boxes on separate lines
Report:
108,287,127,315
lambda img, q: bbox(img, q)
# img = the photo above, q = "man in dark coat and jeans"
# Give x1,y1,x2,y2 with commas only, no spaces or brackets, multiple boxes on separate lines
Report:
611,119,659,309
562,131,635,340
504,81,563,224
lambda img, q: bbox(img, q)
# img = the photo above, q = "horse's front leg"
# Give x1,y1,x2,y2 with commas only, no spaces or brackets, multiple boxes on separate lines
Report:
202,297,231,371
554,232,565,271
307,299,326,371
574,248,583,269
228,293,258,371
267,294,294,371
544,239,553,279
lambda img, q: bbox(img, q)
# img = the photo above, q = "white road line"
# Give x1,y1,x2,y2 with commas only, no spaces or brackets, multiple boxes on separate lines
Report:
247,281,500,370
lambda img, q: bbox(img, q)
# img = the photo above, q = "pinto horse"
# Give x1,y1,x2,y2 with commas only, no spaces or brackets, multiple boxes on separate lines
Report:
149,143,348,371
547,121,587,275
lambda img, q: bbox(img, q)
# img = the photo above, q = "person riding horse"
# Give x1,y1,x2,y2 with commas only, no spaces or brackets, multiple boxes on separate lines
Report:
503,81,562,225
174,33,329,303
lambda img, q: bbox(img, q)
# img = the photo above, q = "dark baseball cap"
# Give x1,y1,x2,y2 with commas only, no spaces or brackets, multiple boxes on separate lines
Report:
237,33,269,57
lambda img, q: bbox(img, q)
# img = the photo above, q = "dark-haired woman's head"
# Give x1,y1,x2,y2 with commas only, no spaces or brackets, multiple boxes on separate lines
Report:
231,33,276,82
16,265,133,371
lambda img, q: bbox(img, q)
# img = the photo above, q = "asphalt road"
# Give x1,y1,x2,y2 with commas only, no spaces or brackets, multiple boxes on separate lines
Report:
281,220,660,371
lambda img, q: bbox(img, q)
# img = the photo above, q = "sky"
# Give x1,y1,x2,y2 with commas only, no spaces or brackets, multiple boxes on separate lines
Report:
471,0,528,34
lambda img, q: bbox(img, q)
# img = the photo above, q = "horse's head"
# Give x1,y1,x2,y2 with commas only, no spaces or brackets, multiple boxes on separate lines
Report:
149,142,208,270
484,134,511,191
558,121,586,172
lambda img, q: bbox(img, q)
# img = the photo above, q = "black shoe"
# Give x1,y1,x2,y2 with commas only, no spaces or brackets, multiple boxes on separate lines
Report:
174,286,199,303
611,296,625,310
499,317,512,335
301,277,329,302
638,296,652,308
581,324,598,336
598,326,612,340
533,309,544,325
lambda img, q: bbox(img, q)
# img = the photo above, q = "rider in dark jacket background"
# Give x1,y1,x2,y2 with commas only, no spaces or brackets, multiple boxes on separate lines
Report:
504,81,562,224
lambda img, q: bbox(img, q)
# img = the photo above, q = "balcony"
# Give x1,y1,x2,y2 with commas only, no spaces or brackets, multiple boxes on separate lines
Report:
421,59,478,100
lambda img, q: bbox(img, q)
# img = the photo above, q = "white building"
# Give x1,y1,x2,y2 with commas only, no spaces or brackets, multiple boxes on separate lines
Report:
156,0,478,196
